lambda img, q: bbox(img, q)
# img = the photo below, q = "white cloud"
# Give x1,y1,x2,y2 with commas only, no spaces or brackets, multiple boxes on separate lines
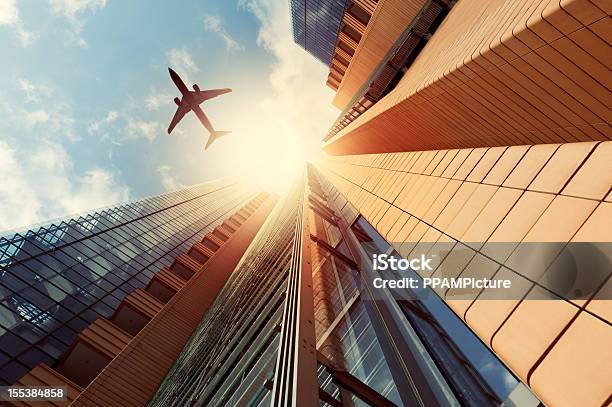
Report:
167,48,199,74
166,48,200,88
0,138,129,233
157,165,185,192
18,78,52,103
13,107,77,140
0,75,128,233
59,168,129,215
15,25,37,46
88,110,160,143
203,14,244,53
124,117,160,142
87,110,117,133
145,91,173,111
48,0,107,46
28,140,69,171
0,0,18,25
0,140,41,231
105,110,118,122
0,0,38,46
21,109,50,126
3,77,77,140
49,0,106,29
239,0,337,131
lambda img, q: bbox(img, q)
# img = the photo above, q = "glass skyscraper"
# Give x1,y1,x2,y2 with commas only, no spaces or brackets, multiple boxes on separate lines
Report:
151,174,303,406
0,179,256,386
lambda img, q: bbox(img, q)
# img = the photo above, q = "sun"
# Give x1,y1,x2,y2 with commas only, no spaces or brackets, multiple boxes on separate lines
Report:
228,128,314,194
182,108,320,195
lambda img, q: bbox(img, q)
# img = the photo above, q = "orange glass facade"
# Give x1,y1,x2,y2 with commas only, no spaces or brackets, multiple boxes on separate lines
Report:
316,144,611,406
323,0,611,155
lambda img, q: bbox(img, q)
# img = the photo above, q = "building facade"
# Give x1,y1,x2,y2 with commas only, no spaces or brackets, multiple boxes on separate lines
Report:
0,179,275,405
292,0,612,406
319,0,611,154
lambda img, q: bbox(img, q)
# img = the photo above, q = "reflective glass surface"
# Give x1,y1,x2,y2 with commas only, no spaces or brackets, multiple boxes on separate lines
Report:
152,180,303,406
314,167,524,404
290,0,350,65
0,180,252,385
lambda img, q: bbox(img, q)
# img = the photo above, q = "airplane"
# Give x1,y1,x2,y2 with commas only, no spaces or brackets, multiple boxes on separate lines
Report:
167,67,232,150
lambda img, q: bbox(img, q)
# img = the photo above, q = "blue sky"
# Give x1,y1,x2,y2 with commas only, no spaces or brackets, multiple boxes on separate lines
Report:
0,0,339,232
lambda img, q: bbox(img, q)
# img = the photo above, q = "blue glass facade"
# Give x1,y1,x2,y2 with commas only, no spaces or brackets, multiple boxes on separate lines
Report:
290,0,350,66
0,180,253,385
151,176,303,406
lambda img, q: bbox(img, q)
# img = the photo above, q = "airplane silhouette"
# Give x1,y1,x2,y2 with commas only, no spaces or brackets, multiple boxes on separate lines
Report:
167,68,232,150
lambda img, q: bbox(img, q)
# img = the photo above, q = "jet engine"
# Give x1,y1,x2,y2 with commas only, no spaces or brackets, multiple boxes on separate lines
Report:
174,97,181,106
193,84,200,92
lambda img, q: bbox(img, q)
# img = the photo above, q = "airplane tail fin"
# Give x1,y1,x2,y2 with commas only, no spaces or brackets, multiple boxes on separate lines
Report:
205,131,231,150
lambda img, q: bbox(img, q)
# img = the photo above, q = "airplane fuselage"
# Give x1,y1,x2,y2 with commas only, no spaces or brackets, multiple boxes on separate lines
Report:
183,92,199,106
167,67,232,149
175,93,196,108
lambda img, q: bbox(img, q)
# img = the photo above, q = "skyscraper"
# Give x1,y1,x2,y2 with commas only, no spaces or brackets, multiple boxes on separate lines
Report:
292,0,611,406
0,179,276,404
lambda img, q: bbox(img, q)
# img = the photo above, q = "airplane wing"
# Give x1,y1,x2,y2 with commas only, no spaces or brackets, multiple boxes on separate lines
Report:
194,88,232,105
191,104,215,134
167,104,189,134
